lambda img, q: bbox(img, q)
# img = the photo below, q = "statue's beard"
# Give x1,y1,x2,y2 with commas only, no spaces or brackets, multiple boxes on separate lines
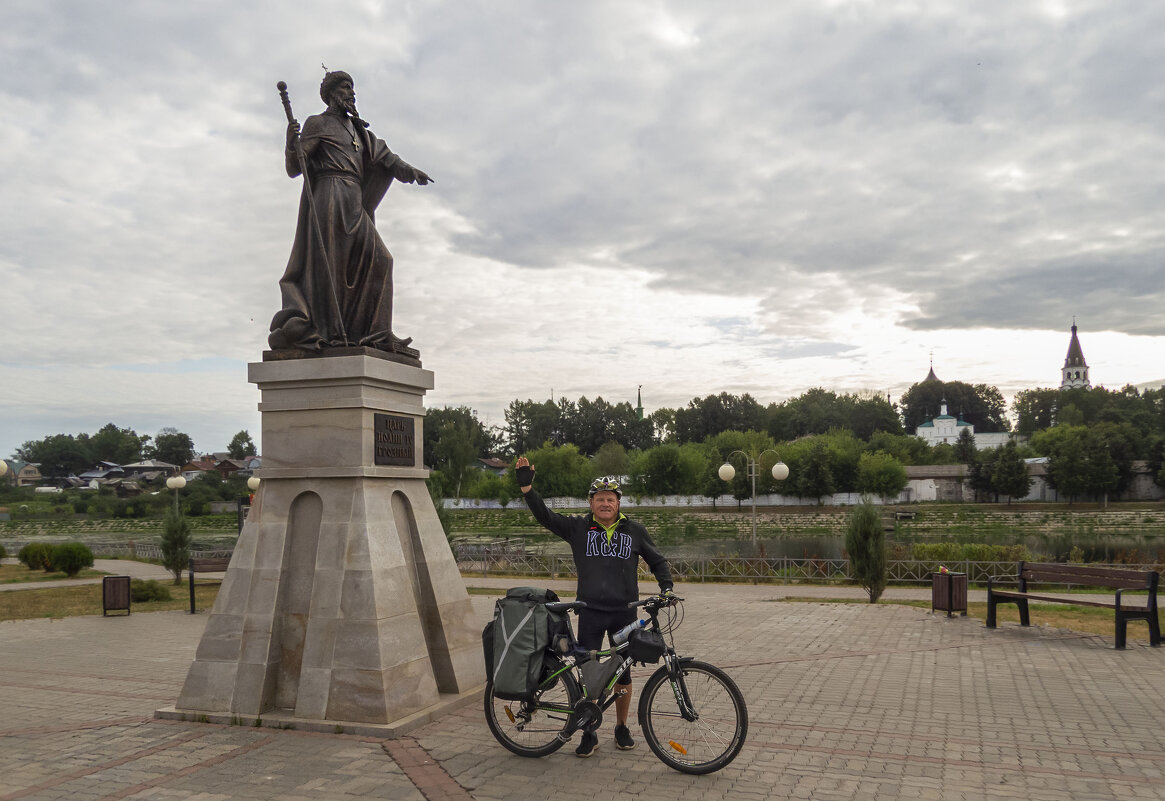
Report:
345,99,369,129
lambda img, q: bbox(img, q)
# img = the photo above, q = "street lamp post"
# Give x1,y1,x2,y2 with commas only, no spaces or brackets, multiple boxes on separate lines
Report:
166,474,187,515
718,449,789,547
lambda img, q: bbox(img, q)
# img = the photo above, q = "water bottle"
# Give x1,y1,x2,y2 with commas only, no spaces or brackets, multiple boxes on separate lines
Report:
611,618,647,646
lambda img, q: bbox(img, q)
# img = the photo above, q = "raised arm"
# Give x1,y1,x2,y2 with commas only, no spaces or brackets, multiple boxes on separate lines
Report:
516,457,572,539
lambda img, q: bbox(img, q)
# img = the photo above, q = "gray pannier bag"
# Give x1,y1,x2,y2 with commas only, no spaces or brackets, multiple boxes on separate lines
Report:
485,587,562,701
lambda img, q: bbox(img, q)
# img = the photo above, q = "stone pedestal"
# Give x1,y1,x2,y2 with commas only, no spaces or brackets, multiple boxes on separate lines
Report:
167,354,484,730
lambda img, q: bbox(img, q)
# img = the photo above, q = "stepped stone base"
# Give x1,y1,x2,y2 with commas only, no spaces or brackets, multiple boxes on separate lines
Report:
164,355,484,727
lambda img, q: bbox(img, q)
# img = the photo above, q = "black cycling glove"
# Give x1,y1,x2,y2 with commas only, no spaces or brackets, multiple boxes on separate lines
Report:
516,465,535,487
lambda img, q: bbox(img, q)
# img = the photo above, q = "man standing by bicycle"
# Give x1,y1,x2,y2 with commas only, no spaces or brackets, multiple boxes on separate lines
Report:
515,456,674,758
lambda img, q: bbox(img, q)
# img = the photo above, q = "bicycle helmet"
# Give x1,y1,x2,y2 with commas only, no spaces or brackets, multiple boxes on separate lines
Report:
588,476,622,498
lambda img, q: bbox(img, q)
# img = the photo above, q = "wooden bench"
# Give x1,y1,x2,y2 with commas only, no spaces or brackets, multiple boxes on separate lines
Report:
986,561,1161,649
188,556,231,614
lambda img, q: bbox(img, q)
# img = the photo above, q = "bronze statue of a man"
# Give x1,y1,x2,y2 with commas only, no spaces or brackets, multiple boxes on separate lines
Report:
268,70,432,356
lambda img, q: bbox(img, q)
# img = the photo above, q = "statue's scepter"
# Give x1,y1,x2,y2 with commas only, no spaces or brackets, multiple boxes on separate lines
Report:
276,81,350,346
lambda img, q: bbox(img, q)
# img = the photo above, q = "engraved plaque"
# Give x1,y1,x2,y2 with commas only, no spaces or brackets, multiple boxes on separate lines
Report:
374,413,416,466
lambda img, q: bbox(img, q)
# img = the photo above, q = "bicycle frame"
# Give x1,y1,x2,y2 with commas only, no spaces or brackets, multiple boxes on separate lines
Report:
540,597,691,738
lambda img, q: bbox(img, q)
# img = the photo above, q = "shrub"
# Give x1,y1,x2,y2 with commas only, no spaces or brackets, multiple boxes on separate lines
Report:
72,498,89,514
130,578,172,602
910,543,1030,563
50,542,94,577
161,506,192,584
18,542,54,571
0,544,6,560
844,498,887,603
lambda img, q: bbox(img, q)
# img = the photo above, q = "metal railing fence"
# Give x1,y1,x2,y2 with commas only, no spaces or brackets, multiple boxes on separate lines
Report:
450,547,1163,586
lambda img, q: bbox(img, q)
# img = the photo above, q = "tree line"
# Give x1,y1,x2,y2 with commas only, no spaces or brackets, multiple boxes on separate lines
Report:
13,379,1164,504
427,381,1165,503
11,424,256,478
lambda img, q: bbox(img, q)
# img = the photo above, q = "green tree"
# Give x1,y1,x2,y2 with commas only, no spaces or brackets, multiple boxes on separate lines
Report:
649,407,676,443
591,441,629,478
844,499,886,603
503,399,564,454
520,442,592,498
865,431,931,465
790,438,835,502
954,427,977,464
856,451,908,501
227,430,256,459
966,447,999,501
425,406,496,464
1033,426,1117,503
991,440,1032,503
150,428,195,467
432,418,479,498
673,393,765,444
821,429,864,492
630,443,707,496
16,434,91,478
768,388,902,441
900,380,1009,434
160,505,192,584
1090,421,1139,495
1012,388,1060,435
88,423,149,464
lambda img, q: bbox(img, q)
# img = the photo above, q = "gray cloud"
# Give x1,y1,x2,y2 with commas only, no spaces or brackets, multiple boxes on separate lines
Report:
3,1,1164,456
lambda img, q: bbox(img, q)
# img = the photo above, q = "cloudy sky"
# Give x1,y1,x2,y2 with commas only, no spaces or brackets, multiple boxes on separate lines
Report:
2,0,1163,460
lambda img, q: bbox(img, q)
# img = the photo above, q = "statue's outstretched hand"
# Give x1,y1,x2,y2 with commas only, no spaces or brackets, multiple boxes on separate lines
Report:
412,167,433,185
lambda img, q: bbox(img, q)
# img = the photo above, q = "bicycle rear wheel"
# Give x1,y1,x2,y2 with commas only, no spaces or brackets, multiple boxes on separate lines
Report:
638,659,748,774
484,657,581,758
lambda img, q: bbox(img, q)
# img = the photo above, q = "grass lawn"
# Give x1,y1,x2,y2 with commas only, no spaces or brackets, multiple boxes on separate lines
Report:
0,563,107,584
0,581,221,620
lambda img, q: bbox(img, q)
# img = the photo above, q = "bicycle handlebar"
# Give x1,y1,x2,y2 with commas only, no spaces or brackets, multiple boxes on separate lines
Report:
630,593,684,612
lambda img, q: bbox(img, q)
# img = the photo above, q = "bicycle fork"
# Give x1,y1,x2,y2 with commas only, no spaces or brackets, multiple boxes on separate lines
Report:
665,654,699,722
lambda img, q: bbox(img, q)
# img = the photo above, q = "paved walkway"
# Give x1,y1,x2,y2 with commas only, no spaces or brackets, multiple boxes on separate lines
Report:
1,579,1163,800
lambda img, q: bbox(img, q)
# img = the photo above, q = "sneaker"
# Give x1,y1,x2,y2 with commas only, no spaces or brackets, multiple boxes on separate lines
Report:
575,731,598,758
614,724,636,750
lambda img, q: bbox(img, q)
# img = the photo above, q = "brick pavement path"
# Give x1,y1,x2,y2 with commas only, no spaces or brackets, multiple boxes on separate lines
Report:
1,583,1162,800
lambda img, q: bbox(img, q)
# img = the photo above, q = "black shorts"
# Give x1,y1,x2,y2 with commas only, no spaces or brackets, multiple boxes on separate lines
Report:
577,607,637,684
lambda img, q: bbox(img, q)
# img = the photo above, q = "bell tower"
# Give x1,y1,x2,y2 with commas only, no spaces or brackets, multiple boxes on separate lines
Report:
1060,320,1090,389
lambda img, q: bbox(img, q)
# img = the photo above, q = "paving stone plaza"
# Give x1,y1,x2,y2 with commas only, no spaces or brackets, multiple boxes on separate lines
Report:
1,573,1163,801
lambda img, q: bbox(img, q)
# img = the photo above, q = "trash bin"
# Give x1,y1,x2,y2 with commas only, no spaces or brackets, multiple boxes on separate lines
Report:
931,571,967,617
103,575,131,616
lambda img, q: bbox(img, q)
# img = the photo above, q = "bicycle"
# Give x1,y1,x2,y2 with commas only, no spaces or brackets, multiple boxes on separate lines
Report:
484,593,748,775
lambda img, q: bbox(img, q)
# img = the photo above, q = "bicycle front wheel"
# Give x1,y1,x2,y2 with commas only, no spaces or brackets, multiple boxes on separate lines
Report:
484,657,581,758
638,659,748,774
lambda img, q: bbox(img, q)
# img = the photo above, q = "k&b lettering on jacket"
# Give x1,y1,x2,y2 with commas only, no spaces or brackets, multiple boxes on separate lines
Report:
585,529,632,559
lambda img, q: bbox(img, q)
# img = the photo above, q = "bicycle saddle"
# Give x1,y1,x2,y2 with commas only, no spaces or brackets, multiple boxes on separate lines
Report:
546,601,587,614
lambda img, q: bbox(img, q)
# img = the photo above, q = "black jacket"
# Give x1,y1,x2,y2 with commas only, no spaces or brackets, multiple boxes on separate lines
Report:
523,489,673,611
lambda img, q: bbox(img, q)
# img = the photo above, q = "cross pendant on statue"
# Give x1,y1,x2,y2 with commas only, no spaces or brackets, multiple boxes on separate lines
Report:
344,122,360,151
